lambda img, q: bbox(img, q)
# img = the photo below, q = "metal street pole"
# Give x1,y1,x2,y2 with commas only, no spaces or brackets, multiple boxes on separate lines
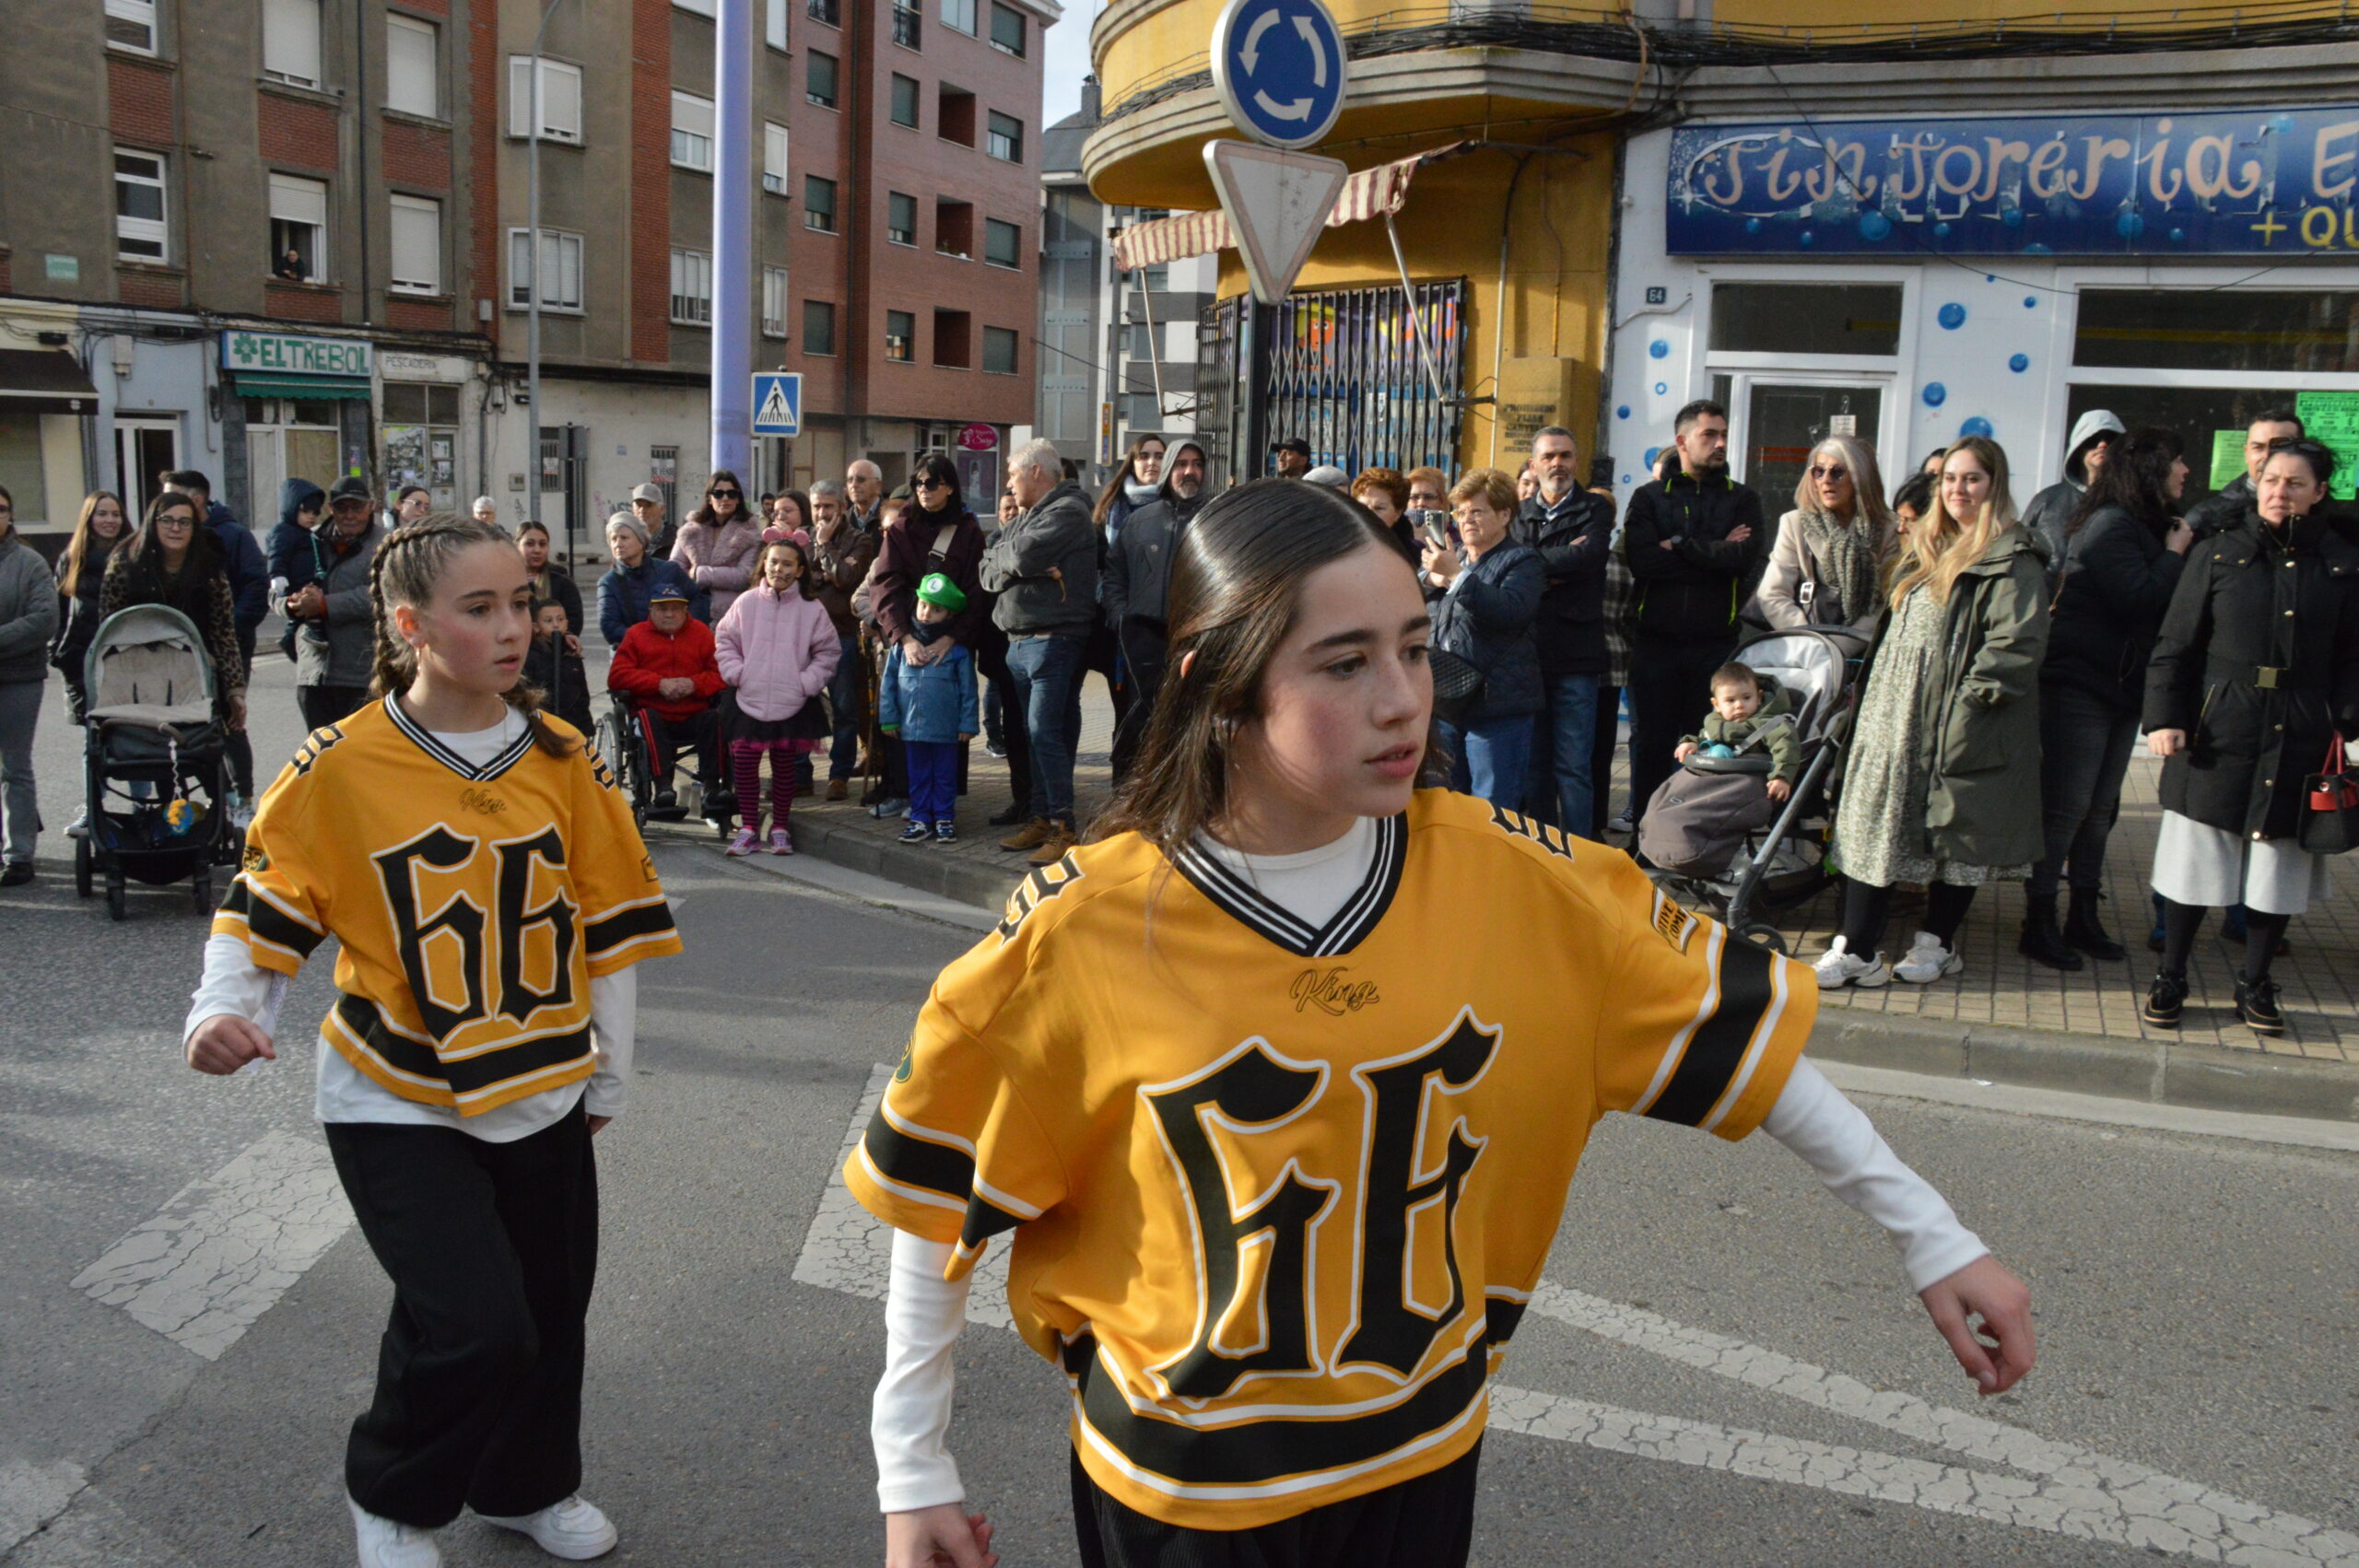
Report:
527,0,567,536
710,0,753,481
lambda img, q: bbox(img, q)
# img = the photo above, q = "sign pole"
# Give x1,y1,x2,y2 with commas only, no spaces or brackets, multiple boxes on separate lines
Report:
710,0,755,483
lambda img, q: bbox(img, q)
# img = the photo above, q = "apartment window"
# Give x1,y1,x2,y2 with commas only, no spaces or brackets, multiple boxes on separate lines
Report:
762,122,790,193
933,309,970,369
388,194,441,294
673,0,715,13
804,299,836,355
804,175,837,232
507,227,583,311
762,267,790,338
986,111,1021,163
671,91,715,171
385,15,438,116
937,84,974,146
806,0,838,24
988,1,1024,55
982,324,1018,375
887,192,917,247
806,50,838,108
886,310,915,363
507,56,583,142
983,216,1020,270
105,0,158,55
890,74,920,128
934,198,972,257
940,0,976,33
267,172,327,281
891,0,921,48
765,0,789,47
263,0,323,86
114,150,168,262
669,248,712,325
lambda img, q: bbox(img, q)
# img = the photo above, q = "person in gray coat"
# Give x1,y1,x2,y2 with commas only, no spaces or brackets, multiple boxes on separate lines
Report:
0,485,60,885
980,439,1099,860
277,476,381,731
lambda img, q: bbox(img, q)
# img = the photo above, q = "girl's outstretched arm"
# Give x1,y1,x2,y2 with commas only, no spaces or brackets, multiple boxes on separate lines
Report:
1763,1058,2036,1395
876,1230,996,1567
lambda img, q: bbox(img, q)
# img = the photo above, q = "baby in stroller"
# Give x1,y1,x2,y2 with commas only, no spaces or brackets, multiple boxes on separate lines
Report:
1675,663,1800,802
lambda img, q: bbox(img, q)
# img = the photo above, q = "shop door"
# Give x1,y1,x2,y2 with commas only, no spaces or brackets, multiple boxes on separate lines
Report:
115,419,179,519
1731,380,1884,505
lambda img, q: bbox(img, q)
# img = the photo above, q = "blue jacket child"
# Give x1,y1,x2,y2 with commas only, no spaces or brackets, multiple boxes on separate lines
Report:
878,617,980,743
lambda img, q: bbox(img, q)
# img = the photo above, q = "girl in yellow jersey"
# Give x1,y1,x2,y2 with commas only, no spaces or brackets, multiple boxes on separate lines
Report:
184,517,679,1568
853,481,2036,1568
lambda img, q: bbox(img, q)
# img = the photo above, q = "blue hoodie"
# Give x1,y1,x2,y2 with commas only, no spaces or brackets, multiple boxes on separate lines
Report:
267,480,325,656
204,498,269,634
877,627,979,744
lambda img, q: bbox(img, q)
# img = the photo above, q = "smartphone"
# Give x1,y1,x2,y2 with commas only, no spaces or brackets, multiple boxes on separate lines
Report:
1410,509,1453,550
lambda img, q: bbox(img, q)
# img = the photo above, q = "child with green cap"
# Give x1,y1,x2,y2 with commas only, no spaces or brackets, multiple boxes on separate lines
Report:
879,571,980,842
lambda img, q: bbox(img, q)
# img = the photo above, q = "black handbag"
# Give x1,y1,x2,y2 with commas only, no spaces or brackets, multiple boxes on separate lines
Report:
2299,731,2359,855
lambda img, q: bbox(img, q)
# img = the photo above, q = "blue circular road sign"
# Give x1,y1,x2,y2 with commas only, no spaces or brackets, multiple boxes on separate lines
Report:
1211,0,1348,150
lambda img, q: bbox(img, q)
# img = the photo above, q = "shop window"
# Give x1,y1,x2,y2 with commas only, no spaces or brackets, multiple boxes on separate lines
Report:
988,1,1024,55
508,56,583,142
886,310,915,362
670,248,712,325
941,0,976,33
0,413,48,524
887,192,917,246
762,267,790,338
983,216,1020,270
804,175,837,233
672,91,715,172
105,0,157,54
763,122,790,193
933,310,970,369
263,0,322,87
982,324,1017,375
1709,283,1900,357
890,74,921,128
2065,384,2331,509
2073,289,2359,374
935,198,972,258
804,299,836,355
985,110,1021,163
509,227,583,311
806,50,838,108
115,150,168,263
386,15,439,116
388,194,441,295
268,172,327,281
937,84,975,146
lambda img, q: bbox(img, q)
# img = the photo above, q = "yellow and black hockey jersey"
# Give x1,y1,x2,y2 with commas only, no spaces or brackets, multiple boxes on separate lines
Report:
215,697,680,1116
846,788,1816,1530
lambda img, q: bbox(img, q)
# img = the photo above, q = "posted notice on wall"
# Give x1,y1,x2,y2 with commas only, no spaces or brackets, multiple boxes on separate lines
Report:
2209,428,2244,492
2294,392,2359,501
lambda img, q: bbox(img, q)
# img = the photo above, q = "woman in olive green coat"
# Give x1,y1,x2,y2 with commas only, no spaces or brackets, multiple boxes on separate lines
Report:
1817,437,2051,989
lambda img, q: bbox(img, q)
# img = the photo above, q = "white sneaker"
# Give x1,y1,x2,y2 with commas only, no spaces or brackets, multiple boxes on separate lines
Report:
66,806,89,838
1894,930,1964,984
1812,936,1891,989
348,1498,440,1568
478,1495,618,1561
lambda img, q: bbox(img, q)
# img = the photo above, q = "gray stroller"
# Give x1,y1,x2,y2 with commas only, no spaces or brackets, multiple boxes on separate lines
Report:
75,604,237,919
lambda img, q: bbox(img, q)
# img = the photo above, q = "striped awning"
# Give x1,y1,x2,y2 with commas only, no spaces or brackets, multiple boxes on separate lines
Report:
1111,143,1461,273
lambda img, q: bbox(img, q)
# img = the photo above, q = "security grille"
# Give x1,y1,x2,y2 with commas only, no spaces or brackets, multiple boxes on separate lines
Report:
1257,278,1464,476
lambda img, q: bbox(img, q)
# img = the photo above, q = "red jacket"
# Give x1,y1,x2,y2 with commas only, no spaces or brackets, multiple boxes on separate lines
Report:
608,615,724,720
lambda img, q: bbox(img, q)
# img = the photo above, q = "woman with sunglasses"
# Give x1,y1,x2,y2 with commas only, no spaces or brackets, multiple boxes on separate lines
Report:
672,469,762,623
867,456,991,813
1756,434,1896,636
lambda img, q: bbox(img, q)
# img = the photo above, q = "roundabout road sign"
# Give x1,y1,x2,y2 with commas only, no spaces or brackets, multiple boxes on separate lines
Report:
1210,0,1348,150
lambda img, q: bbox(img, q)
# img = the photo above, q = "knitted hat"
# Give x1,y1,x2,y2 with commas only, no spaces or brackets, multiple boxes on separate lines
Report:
916,572,967,612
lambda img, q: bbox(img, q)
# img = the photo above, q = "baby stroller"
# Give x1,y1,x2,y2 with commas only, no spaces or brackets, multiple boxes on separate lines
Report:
1636,625,1869,954
75,605,237,920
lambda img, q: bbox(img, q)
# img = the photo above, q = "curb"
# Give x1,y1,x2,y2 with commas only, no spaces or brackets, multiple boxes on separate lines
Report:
666,817,2359,1129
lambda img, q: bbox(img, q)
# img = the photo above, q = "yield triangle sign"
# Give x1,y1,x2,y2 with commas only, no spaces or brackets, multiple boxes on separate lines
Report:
1203,138,1347,307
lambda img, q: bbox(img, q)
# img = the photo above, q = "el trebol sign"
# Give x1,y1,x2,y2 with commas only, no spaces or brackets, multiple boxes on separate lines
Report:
1667,107,2359,256
219,330,374,378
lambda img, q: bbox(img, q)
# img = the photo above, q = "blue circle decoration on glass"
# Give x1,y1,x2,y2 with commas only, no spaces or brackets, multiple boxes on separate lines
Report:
1643,447,1661,471
1921,382,1947,408
1959,416,1994,439
1620,474,1631,486
1209,0,1350,149
2115,210,2146,240
1615,404,1630,419
1648,338,1669,359
1744,217,1763,234
2008,353,2030,373
2001,207,2024,228
2024,296,2037,308
2169,228,2187,243
1935,222,1953,238
1985,274,1997,282
1798,230,1815,247
1653,380,1667,395
1937,303,1967,331
1858,211,1892,241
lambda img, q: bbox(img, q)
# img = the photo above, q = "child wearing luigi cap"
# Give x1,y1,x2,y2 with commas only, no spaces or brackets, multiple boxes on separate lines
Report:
878,572,980,843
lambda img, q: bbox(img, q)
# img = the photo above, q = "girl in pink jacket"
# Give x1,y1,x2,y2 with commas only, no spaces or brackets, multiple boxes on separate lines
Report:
715,537,841,855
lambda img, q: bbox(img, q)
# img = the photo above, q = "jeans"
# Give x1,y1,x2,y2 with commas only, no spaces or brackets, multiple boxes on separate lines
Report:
0,679,41,865
1628,633,1731,826
1538,673,1601,839
827,632,863,780
1590,684,1623,834
2028,684,2140,903
1441,713,1535,811
1005,633,1086,825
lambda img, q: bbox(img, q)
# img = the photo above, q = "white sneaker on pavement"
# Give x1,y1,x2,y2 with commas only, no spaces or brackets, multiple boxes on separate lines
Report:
348,1498,440,1568
1811,936,1891,989
477,1495,618,1561
66,806,89,838
725,826,758,857
1893,930,1964,984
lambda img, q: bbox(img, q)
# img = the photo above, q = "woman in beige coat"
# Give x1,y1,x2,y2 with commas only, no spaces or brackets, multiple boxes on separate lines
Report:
1755,433,1897,636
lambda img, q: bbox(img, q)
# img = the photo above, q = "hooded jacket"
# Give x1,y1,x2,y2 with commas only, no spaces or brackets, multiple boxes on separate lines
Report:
2041,501,2186,712
277,515,381,690
714,581,840,721
980,480,1098,637
1682,683,1801,784
2021,409,2124,582
1102,460,1207,688
204,499,269,635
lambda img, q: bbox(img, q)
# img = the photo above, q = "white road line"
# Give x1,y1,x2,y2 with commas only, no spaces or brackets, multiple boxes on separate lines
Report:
71,1130,353,1362
799,1070,2359,1564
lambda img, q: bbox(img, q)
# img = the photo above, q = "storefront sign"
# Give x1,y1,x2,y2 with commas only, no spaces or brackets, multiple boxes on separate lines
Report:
379,351,468,383
1667,109,2359,256
957,422,998,451
219,330,372,379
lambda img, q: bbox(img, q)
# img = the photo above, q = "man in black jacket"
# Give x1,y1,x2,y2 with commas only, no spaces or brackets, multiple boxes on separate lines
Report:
1103,440,1206,780
1513,426,1614,837
1621,400,1766,826
2184,409,2303,543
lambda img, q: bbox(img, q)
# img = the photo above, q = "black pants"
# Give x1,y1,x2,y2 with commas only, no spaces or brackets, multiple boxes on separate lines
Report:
228,625,257,797
1591,682,1622,833
640,708,718,790
973,631,1032,813
298,684,373,732
1628,634,1731,825
2028,684,2139,902
324,1106,599,1528
1073,1443,1479,1568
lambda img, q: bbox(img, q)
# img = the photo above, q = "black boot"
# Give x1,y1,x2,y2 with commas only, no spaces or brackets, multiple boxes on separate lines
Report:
2234,974,2286,1036
2063,889,2127,961
2142,970,2188,1029
2017,895,2083,970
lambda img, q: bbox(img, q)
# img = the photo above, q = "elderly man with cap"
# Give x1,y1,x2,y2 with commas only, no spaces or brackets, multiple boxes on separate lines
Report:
276,474,382,731
2022,410,2122,586
629,481,676,558
606,579,728,819
1270,436,1311,478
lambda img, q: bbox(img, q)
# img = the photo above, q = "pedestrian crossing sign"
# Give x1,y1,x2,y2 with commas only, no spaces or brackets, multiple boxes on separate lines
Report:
752,372,803,436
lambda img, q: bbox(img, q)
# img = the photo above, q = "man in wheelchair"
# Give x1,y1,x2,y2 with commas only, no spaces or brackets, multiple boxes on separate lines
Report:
607,584,728,821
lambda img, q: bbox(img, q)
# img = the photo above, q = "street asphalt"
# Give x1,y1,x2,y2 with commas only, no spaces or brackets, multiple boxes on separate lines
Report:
2,649,2354,1566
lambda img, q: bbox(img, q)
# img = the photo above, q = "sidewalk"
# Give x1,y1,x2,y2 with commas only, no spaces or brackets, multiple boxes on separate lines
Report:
646,685,2359,1119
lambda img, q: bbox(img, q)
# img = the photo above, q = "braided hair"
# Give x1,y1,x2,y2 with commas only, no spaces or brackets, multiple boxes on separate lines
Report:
369,513,576,756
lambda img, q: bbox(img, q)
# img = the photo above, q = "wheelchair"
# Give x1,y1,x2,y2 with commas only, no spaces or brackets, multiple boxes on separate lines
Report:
594,691,734,840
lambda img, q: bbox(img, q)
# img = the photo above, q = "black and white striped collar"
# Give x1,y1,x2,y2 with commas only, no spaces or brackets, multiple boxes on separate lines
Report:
1172,813,1408,958
382,696,535,782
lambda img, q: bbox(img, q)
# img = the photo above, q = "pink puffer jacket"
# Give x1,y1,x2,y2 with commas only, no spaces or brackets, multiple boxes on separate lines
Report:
671,513,762,620
714,582,841,720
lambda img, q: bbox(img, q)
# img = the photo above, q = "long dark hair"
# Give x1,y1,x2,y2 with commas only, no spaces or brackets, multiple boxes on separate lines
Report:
121,490,222,616
2067,426,2184,539
1092,479,1438,860
911,453,969,521
692,468,747,528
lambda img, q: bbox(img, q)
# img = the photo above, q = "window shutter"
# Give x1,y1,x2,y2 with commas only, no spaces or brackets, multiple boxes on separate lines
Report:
263,0,322,82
